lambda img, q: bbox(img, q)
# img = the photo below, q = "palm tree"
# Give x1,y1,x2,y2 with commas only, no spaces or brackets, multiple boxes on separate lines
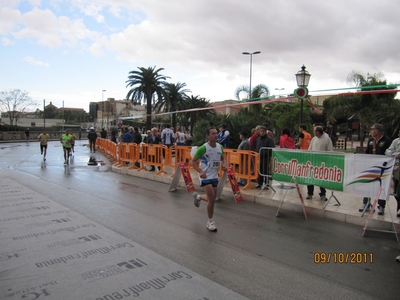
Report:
154,82,190,129
125,66,169,130
235,84,270,115
182,95,215,135
324,70,398,149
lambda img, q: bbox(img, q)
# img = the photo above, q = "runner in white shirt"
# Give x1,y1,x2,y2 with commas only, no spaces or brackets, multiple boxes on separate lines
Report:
191,127,227,232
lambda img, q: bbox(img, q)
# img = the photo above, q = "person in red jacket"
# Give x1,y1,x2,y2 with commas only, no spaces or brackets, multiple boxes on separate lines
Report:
279,128,296,149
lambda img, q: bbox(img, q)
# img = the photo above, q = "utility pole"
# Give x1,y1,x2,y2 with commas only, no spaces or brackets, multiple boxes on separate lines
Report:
43,99,46,128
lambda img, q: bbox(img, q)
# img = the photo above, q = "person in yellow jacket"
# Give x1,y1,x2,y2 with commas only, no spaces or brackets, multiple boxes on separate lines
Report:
37,130,50,161
60,129,73,164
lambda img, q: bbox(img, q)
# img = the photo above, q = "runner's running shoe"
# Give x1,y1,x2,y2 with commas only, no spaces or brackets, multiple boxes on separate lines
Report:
193,192,200,207
207,220,217,232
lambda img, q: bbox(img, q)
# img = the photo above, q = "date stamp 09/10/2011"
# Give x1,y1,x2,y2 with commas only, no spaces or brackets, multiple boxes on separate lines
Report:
314,252,373,264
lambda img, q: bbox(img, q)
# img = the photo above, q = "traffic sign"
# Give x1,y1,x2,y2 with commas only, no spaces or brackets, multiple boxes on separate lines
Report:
294,87,308,99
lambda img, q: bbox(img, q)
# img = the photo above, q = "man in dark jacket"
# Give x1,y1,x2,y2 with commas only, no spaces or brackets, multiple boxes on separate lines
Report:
122,127,132,142
359,123,392,215
133,127,142,144
131,127,143,167
255,126,275,188
100,128,107,139
87,127,98,152
148,128,162,171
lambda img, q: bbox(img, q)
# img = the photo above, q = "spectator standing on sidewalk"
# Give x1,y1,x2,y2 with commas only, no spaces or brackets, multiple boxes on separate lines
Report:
25,128,30,142
175,127,186,146
249,126,260,151
87,127,98,153
306,126,333,201
217,123,230,148
255,126,275,188
128,127,135,142
161,124,174,147
238,131,250,186
263,123,275,141
191,127,227,232
279,128,296,149
117,127,124,143
143,130,151,143
100,128,107,139
385,130,400,217
185,129,193,146
121,127,132,143
147,127,162,172
132,127,142,144
111,128,117,143
296,124,311,150
359,124,392,215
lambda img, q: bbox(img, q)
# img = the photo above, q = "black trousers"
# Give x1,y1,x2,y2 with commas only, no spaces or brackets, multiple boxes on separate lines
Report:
89,140,96,151
394,178,400,211
362,197,386,208
307,185,326,196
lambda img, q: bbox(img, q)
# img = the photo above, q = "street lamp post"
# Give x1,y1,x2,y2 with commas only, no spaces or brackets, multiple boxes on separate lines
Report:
242,51,261,101
62,100,64,132
43,99,45,128
275,88,285,98
294,65,311,124
102,90,106,129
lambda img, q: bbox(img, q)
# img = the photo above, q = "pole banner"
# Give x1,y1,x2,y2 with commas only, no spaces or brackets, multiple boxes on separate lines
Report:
227,167,243,203
179,162,195,192
271,149,394,198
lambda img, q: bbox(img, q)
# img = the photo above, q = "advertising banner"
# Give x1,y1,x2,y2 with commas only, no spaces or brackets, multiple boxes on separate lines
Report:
179,162,195,193
271,149,394,199
227,167,243,203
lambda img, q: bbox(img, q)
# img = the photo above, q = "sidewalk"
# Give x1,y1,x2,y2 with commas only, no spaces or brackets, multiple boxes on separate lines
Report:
112,163,400,236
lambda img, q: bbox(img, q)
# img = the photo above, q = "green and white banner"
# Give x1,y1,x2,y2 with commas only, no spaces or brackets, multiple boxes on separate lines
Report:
271,149,394,198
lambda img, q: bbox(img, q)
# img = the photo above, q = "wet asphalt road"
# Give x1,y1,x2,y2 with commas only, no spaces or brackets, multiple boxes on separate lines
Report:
1,140,400,300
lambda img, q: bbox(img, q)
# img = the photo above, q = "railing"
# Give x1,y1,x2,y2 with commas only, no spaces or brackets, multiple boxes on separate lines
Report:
0,131,66,141
222,149,259,190
96,142,259,188
137,144,168,175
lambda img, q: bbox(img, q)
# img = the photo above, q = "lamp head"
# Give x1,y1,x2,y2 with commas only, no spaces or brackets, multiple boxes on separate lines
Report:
295,65,311,87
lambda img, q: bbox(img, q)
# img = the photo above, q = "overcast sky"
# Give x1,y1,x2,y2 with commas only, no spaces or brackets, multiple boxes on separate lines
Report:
1,0,400,111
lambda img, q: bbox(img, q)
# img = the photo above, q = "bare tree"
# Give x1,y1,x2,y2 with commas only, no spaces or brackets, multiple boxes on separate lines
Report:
0,89,38,126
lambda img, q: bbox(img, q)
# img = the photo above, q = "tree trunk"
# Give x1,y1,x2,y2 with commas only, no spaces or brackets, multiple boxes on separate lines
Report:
145,93,152,130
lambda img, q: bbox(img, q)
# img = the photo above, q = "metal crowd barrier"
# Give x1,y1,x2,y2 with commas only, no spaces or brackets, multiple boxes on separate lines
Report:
258,147,275,193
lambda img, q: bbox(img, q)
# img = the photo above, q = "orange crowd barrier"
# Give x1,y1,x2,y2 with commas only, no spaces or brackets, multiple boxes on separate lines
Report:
97,141,258,188
222,149,259,190
113,143,141,169
138,144,168,175
168,146,195,177
97,138,117,163
96,138,105,153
